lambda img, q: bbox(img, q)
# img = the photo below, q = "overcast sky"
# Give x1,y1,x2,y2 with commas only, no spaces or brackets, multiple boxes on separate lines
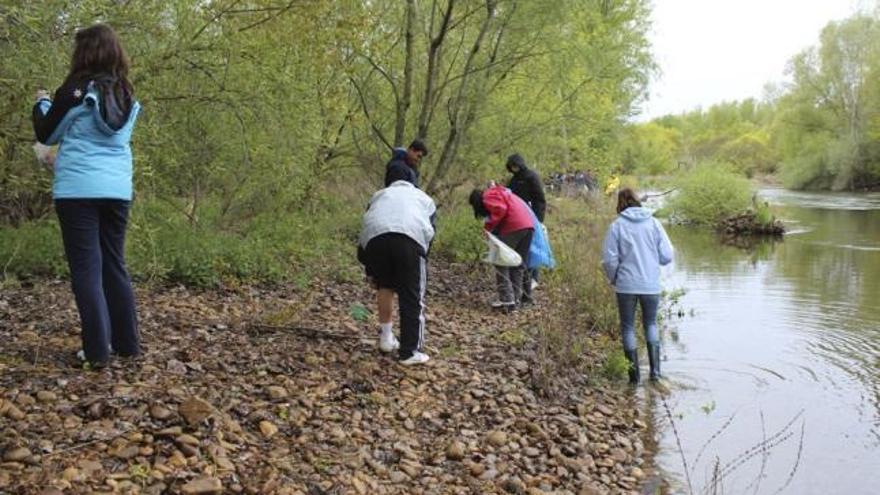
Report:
637,0,865,121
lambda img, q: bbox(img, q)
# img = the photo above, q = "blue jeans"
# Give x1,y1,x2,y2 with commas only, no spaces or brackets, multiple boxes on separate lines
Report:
616,293,660,351
56,199,139,363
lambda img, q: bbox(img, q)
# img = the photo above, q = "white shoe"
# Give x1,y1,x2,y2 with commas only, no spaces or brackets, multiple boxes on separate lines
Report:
399,351,430,366
76,350,86,361
378,332,400,353
490,300,515,309
530,279,539,291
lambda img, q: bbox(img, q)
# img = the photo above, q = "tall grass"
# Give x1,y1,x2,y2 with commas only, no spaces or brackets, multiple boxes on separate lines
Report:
0,197,362,288
531,194,623,393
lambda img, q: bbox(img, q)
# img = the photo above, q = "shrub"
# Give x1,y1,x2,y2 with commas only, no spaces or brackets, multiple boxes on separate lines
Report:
669,163,752,225
432,205,485,264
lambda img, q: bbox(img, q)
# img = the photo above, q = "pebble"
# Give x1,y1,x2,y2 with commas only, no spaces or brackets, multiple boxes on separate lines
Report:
3,447,31,462
181,476,222,494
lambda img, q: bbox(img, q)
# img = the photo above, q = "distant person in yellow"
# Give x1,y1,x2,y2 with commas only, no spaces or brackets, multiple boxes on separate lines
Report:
604,174,620,195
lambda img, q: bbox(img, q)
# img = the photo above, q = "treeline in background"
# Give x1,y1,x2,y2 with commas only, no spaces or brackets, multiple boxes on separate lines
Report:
624,12,880,192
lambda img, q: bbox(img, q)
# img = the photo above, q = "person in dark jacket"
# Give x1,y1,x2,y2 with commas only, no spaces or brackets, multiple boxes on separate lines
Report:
506,153,546,287
506,154,546,222
384,139,429,187
32,24,141,369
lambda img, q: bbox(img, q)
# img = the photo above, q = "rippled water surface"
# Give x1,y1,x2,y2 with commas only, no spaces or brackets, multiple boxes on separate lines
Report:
650,189,880,494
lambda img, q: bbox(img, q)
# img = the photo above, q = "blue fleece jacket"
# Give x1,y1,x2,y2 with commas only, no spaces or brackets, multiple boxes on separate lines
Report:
33,77,140,200
601,207,674,294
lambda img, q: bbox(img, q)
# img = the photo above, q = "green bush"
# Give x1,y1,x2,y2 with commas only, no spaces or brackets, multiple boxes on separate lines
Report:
669,163,753,225
601,349,630,381
0,198,362,288
0,220,66,279
432,205,485,264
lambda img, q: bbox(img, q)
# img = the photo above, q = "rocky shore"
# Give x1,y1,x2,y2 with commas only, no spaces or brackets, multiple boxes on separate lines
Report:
0,263,653,494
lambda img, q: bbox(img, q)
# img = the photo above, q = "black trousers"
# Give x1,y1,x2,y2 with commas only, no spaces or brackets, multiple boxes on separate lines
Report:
360,233,427,359
55,199,140,363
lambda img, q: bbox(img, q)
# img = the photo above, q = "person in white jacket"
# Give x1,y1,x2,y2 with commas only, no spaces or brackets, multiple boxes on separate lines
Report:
358,181,436,365
602,188,674,383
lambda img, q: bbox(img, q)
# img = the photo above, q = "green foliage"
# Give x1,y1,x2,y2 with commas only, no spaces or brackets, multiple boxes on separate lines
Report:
0,220,67,279
632,13,880,191
601,349,630,381
620,123,680,175
0,198,362,288
1,0,656,285
432,205,485,264
349,304,371,323
669,164,753,226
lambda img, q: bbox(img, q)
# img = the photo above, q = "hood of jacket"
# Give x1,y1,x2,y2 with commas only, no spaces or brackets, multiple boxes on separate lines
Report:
86,75,136,134
619,206,654,222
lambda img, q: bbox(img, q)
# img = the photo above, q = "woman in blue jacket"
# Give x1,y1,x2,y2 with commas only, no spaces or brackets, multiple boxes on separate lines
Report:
602,188,674,383
32,24,141,369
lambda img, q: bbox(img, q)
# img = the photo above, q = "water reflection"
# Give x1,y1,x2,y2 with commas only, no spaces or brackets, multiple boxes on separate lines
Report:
653,189,880,494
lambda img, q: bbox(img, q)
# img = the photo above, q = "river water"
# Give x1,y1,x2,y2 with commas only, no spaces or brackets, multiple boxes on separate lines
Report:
648,189,880,494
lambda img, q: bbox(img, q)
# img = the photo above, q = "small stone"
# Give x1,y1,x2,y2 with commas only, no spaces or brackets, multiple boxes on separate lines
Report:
502,478,527,494
36,391,57,402
181,476,222,494
176,434,200,446
266,386,288,400
527,447,543,457
5,404,25,420
352,477,367,495
114,445,140,460
150,405,173,420
486,430,508,447
3,447,31,462
62,467,81,481
596,404,614,416
389,471,408,483
179,397,213,425
215,457,235,471
446,441,466,461
259,420,279,438
469,462,486,477
610,448,628,462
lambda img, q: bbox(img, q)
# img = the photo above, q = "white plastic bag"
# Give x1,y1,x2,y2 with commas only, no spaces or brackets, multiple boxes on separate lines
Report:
33,143,55,170
484,232,522,267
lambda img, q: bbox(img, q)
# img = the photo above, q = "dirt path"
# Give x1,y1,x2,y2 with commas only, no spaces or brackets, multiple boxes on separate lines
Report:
0,262,651,494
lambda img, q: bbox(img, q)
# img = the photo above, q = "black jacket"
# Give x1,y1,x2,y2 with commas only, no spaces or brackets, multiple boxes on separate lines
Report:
508,166,546,222
384,148,419,188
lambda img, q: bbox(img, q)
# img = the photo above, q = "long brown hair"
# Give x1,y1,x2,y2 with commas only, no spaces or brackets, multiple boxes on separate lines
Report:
617,188,642,213
69,24,132,94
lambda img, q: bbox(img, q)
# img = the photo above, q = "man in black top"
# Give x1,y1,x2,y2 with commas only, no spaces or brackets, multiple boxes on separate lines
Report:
506,153,546,291
384,139,429,188
506,154,545,221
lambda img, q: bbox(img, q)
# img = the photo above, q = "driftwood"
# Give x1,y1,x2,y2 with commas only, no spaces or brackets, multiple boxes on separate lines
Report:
718,211,784,237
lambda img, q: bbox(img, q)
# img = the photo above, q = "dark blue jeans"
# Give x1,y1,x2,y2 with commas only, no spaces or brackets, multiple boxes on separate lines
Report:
616,293,660,352
55,199,139,363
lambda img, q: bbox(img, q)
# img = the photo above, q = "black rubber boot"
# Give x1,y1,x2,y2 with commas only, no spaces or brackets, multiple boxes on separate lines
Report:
647,343,661,381
624,349,640,384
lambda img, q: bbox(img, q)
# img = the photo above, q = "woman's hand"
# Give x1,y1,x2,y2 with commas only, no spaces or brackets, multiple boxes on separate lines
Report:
35,89,50,102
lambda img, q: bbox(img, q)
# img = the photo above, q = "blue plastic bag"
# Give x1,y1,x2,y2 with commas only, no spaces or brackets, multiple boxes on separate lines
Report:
509,192,556,269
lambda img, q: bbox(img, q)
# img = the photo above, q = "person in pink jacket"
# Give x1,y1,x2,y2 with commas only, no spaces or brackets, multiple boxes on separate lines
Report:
469,185,536,309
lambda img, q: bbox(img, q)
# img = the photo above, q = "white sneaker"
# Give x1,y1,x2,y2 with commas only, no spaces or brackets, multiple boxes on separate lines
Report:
531,279,539,291
378,332,400,353
490,300,515,309
76,350,86,361
399,351,430,366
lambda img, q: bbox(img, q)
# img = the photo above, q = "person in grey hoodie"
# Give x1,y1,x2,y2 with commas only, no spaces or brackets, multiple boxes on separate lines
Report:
602,188,674,383
358,180,437,365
